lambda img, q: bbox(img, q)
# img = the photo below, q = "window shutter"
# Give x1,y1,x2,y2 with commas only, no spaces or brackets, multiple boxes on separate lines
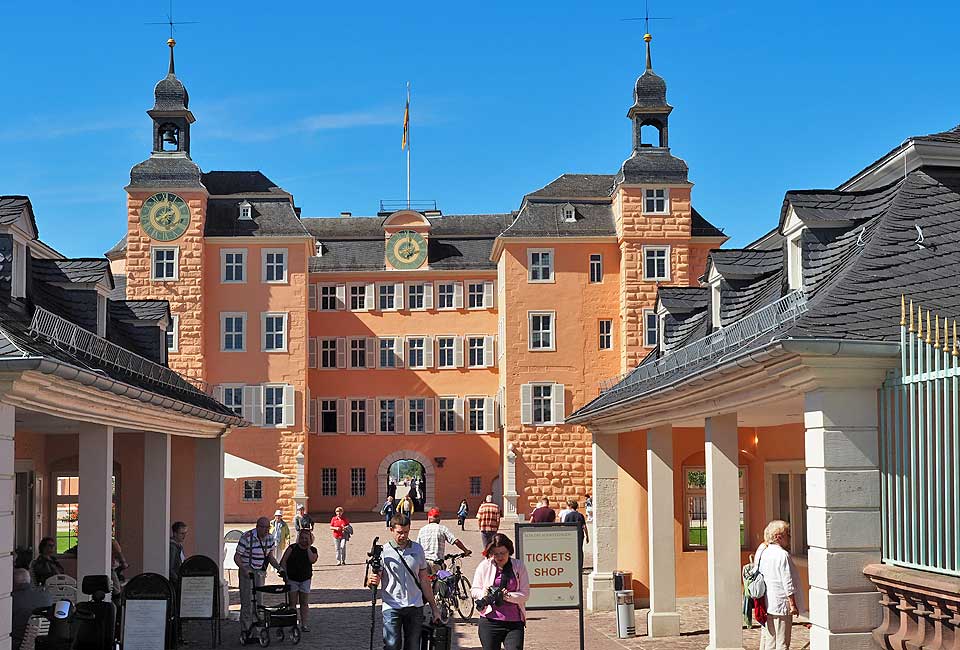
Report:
336,398,346,433
308,284,318,310
454,397,464,433
336,337,347,369
309,398,318,433
520,384,533,425
453,282,464,309
453,337,464,368
395,338,405,368
336,284,346,310
213,385,224,403
365,283,375,310
308,338,318,368
552,383,566,424
424,397,434,433
394,282,404,310
366,398,376,433
423,283,434,310
282,385,296,426
243,385,264,426
366,337,377,368
484,397,495,433
375,338,384,369
423,336,434,368
483,281,495,308
396,399,405,434
484,335,495,368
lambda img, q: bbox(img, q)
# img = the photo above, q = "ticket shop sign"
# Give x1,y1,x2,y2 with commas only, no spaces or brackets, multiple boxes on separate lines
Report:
515,523,582,610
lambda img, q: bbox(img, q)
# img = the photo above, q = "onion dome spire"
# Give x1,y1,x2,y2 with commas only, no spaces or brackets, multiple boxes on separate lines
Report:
645,32,652,71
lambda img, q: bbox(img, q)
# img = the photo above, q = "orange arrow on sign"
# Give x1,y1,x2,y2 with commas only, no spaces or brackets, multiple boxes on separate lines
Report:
530,582,573,589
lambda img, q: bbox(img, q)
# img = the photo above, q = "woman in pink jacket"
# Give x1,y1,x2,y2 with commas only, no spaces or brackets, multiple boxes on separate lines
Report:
471,533,530,650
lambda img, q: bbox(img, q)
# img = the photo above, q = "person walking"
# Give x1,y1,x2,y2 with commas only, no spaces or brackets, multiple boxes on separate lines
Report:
398,495,415,519
367,515,441,650
562,500,589,545
381,495,397,529
30,536,64,587
234,517,282,639
280,529,318,632
271,509,291,549
330,507,351,565
417,508,472,568
457,499,469,531
294,504,314,534
584,494,593,522
529,497,556,523
476,495,502,549
471,533,530,650
757,520,801,650
169,521,188,586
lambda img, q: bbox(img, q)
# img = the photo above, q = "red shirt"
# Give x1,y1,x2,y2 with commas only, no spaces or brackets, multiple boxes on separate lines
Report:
330,516,349,539
477,503,501,532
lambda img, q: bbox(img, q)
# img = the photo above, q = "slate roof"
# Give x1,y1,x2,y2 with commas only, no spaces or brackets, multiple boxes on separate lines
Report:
153,73,189,111
617,149,689,185
310,238,497,272
843,124,960,189
526,174,617,199
110,300,169,322
302,214,513,240
719,271,783,326
692,208,725,238
31,259,113,286
709,249,781,279
128,154,203,190
663,311,708,352
658,286,708,312
202,171,287,196
782,181,901,228
572,165,960,420
502,202,617,238
205,198,309,237
108,274,127,301
0,196,39,235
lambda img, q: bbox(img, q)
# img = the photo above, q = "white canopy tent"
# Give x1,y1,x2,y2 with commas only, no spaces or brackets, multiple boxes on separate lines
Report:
223,452,286,480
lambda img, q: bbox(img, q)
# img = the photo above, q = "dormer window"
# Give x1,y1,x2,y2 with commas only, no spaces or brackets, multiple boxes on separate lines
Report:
11,239,27,299
316,242,325,257
711,281,721,329
787,233,803,291
239,201,253,220
96,293,108,338
644,188,669,214
560,203,577,223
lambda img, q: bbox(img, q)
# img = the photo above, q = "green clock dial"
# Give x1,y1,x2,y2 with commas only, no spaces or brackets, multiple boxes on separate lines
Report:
386,230,428,270
139,192,191,241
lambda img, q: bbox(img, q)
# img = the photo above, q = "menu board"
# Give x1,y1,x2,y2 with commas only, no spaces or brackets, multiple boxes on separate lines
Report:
179,575,215,618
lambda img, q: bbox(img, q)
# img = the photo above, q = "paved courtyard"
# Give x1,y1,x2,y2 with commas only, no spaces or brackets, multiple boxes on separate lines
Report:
195,516,808,649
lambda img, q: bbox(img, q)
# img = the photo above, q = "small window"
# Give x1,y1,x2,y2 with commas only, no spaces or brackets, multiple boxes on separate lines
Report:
320,338,338,368
532,384,553,425
351,467,366,497
437,283,455,309
321,468,337,497
562,206,576,223
467,336,485,368
642,246,670,281
221,249,246,283
11,240,27,299
469,476,482,497
96,293,108,338
407,338,425,369
166,315,179,353
379,284,395,311
379,399,397,433
222,386,244,416
527,249,554,283
262,249,288,283
439,397,457,433
222,313,246,351
599,319,612,350
769,466,808,558
350,284,366,311
467,283,485,309
379,338,399,368
528,312,555,351
589,254,603,284
243,479,263,501
408,398,426,433
644,188,668,214
320,285,339,311
437,337,455,368
151,247,178,280
350,338,367,368
468,397,485,433
350,399,367,433
239,202,252,220
320,399,338,433
262,313,287,351
264,385,286,426
643,310,658,347
684,466,748,550
407,283,426,310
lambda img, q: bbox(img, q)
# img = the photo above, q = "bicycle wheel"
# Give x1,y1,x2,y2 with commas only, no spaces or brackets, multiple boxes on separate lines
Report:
454,574,474,620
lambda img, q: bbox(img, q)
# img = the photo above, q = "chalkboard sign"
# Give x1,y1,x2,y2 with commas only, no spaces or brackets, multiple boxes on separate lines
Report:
178,554,221,646
121,573,174,650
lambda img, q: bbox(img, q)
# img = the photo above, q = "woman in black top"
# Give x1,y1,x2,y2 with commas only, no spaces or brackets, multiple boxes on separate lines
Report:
280,529,318,631
30,537,65,586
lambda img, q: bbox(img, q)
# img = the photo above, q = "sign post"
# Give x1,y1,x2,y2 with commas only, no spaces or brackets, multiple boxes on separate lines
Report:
515,522,585,650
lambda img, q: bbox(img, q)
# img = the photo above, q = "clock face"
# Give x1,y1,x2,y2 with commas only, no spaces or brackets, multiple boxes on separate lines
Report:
386,230,428,270
139,192,191,241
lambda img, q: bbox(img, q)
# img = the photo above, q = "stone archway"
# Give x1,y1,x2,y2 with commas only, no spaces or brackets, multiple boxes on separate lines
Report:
374,450,436,513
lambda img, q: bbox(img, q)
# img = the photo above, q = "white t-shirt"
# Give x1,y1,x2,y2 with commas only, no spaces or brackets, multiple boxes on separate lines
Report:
756,543,801,616
380,541,428,610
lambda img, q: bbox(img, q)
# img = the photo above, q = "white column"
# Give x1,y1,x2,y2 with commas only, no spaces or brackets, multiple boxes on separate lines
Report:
142,432,170,576
79,426,114,593
647,424,680,636
0,405,15,650
804,388,882,650
587,431,618,611
501,444,519,523
194,436,224,572
704,413,743,650
293,444,308,512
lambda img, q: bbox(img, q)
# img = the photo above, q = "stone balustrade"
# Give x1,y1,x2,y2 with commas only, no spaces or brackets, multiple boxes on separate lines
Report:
863,563,960,649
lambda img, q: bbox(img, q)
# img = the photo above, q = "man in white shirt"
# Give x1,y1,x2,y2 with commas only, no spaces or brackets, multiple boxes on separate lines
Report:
417,508,471,569
756,520,800,650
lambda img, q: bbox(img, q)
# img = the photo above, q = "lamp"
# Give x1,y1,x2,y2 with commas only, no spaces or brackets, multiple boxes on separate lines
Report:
434,457,446,468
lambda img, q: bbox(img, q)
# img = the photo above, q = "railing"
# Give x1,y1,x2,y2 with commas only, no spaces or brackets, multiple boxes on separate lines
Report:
378,199,438,214
28,306,210,397
878,299,960,577
599,289,808,394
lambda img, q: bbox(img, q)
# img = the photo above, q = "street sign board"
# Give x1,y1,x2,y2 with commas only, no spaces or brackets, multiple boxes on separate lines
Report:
515,522,582,610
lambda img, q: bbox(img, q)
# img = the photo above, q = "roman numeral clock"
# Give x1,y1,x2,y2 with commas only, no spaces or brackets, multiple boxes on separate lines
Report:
139,192,191,241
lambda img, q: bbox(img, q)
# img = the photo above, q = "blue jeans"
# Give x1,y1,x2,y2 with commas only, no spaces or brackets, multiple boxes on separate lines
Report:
382,606,422,650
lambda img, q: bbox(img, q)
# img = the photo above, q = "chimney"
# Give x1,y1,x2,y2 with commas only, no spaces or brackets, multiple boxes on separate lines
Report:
340,211,352,218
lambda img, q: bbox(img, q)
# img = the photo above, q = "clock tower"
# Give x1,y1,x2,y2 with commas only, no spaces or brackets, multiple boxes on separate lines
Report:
124,39,209,382
382,210,431,271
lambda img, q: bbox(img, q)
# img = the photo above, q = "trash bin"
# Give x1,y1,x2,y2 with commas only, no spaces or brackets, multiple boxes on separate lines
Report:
613,570,632,591
615,589,636,638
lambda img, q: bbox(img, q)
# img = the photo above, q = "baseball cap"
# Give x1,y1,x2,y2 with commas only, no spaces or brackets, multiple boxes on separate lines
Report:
427,508,441,517
274,509,283,516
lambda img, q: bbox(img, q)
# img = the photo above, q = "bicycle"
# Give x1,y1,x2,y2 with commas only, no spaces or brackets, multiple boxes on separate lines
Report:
428,552,474,623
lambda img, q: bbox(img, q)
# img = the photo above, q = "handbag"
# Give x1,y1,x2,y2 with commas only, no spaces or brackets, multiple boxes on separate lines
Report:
753,595,768,625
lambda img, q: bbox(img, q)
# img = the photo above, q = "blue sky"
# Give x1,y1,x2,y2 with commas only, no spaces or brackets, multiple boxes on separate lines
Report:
1,1,959,257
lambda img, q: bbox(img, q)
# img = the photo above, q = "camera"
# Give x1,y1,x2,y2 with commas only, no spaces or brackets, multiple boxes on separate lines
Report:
475,587,506,609
364,536,384,587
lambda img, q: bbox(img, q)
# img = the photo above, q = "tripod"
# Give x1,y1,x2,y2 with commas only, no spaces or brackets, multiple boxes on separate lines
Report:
364,536,384,650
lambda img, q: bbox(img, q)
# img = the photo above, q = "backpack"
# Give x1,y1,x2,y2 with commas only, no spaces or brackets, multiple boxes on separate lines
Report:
743,546,767,599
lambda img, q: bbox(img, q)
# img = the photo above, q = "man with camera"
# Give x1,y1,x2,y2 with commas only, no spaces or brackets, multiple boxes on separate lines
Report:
367,514,441,650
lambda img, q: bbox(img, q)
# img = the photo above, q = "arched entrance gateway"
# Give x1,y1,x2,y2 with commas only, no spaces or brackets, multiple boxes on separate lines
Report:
376,451,435,513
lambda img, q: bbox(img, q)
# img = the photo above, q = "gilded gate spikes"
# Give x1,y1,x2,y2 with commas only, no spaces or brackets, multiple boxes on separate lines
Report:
935,314,940,349
944,317,949,353
917,305,923,338
954,320,958,357
926,310,932,344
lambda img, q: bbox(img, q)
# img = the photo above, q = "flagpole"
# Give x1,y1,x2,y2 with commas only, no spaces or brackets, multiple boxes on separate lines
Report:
406,82,411,209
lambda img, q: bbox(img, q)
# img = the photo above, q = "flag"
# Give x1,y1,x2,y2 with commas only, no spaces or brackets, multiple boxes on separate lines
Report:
401,92,410,150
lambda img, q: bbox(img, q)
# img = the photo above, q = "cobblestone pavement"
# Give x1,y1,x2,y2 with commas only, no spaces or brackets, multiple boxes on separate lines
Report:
195,517,808,649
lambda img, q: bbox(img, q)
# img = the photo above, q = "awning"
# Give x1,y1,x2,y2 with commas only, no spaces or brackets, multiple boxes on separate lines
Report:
224,453,286,480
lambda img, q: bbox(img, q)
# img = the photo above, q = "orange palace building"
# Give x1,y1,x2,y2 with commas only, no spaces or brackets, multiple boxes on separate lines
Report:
110,39,726,522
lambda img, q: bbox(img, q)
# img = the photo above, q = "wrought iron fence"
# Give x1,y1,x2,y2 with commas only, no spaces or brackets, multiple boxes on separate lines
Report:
599,289,808,394
878,298,960,577
28,306,210,397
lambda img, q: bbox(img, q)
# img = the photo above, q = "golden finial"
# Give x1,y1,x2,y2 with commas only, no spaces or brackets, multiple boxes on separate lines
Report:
934,314,940,349
926,311,932,344
909,300,915,332
900,295,906,326
167,38,176,75
944,317,949,352
917,306,923,338
644,33,652,42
